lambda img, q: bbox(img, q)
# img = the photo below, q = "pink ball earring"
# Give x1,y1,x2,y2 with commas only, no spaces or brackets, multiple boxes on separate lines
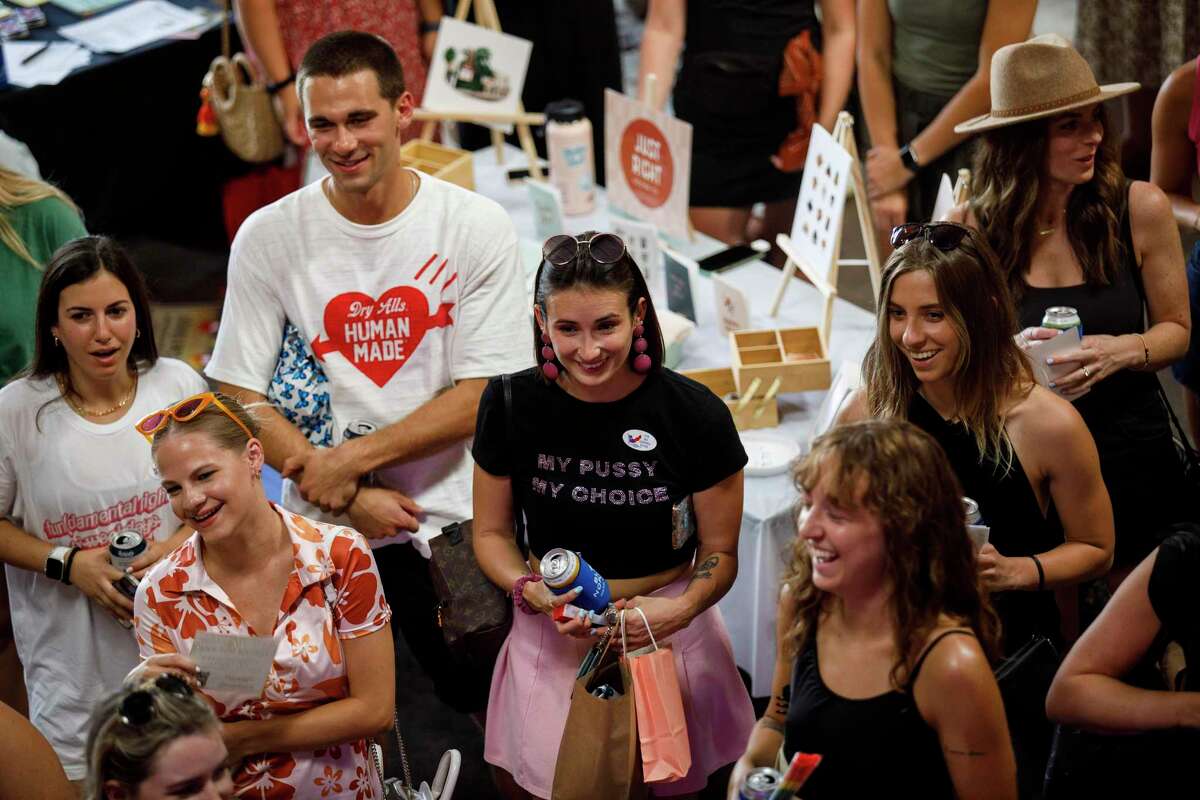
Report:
632,324,651,373
540,332,560,380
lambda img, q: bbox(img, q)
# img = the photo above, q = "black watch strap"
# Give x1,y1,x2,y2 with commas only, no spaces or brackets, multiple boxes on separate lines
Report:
266,73,296,95
898,143,920,173
420,19,440,34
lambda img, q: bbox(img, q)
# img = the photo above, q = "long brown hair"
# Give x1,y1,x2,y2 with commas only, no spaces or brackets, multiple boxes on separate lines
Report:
782,419,1001,687
0,167,80,268
863,226,1034,472
968,105,1126,302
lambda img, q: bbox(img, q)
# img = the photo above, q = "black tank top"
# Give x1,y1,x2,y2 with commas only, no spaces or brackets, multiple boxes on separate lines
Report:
908,395,1063,653
1016,184,1168,445
683,0,819,56
784,629,973,798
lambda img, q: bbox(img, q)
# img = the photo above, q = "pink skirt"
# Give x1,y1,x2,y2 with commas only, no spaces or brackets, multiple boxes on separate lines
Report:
484,575,756,798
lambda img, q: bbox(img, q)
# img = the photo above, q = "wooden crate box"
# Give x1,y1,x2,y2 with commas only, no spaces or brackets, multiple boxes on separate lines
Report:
730,326,831,394
681,367,780,431
400,140,475,190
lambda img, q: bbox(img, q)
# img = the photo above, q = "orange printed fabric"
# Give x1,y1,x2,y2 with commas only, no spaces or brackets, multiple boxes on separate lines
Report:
134,504,392,800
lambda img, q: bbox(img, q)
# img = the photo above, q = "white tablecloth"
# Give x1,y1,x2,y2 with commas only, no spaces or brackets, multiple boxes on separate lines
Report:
472,147,876,695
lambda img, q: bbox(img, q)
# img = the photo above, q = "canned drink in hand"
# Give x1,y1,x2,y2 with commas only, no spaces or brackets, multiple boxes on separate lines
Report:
739,767,782,799
1042,306,1082,337
963,497,981,526
541,548,612,613
109,530,147,572
342,420,377,440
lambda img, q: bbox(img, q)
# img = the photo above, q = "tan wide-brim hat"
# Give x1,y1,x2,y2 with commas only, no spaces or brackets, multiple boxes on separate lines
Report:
954,33,1140,134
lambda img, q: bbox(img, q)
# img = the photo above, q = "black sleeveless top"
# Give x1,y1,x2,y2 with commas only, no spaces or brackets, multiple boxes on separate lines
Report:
784,629,973,799
908,395,1063,653
683,0,819,56
1016,185,1169,447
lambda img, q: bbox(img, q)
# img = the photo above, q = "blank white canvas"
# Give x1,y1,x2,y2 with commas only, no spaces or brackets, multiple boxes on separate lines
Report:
788,124,851,286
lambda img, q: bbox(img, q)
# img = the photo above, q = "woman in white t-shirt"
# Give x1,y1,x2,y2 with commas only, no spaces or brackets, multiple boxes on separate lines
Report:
0,236,206,783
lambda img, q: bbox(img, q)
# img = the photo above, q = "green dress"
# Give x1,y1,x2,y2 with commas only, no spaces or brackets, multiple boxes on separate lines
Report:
0,197,86,384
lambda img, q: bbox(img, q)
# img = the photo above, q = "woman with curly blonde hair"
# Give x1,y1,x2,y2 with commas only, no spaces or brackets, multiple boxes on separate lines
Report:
728,419,1014,800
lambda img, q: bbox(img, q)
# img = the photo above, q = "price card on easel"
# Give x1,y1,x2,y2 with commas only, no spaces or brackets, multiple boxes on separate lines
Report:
610,215,661,284
525,178,565,241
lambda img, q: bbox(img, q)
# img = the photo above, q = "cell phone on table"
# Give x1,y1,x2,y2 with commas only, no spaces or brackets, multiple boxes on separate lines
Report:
696,239,770,272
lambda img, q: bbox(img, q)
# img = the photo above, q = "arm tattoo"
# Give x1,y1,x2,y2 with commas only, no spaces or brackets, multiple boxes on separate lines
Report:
758,716,785,734
692,555,718,581
770,691,790,717
945,748,986,758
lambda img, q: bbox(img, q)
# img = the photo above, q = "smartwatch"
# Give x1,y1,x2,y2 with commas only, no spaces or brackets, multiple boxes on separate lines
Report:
45,546,73,583
898,143,920,173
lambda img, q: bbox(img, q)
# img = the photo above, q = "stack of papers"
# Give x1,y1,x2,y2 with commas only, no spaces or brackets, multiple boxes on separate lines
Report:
2,39,90,87
59,0,206,54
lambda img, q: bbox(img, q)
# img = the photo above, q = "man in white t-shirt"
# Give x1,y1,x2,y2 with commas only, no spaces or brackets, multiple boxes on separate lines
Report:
205,31,531,714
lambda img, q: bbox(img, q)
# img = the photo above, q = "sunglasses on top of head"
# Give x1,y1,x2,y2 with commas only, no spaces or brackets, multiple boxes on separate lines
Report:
541,232,627,267
889,222,970,252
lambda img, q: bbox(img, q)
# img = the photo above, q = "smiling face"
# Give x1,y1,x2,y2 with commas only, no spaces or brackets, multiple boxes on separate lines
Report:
51,270,137,384
798,463,889,598
537,287,647,398
886,269,962,390
302,69,412,197
1043,103,1104,185
128,729,233,800
154,431,264,546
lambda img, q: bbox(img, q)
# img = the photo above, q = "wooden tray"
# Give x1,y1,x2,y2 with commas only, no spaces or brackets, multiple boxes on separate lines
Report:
400,140,475,190
730,326,831,394
681,367,780,431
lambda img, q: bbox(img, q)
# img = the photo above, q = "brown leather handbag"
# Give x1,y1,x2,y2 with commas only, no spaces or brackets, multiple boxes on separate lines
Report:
428,374,523,671
774,29,823,173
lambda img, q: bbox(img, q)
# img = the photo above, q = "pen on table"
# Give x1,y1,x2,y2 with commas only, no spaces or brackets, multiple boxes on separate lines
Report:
19,43,51,66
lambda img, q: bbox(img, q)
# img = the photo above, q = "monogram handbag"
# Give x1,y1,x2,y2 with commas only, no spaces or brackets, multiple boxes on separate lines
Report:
428,374,524,668
200,1,284,163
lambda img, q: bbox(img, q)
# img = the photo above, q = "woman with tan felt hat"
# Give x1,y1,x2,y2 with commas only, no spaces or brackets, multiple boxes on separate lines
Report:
950,33,1193,584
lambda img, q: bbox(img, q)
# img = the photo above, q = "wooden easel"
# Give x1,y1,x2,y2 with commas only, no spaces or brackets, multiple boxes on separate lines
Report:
412,0,546,179
769,110,883,339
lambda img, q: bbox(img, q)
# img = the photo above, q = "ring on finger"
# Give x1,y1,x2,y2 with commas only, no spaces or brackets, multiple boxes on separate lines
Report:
1082,366,1092,379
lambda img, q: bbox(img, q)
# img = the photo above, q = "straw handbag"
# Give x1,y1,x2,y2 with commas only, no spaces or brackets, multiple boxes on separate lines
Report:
200,2,284,163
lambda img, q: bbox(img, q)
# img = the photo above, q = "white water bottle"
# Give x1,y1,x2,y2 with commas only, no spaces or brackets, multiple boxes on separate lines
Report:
545,99,595,216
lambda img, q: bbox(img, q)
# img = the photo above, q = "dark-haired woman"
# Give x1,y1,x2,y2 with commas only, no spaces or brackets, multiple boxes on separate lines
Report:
472,232,755,799
953,35,1192,573
729,419,1016,800
0,236,206,782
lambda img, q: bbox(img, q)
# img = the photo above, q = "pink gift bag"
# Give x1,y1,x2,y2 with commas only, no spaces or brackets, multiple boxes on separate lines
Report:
622,607,692,783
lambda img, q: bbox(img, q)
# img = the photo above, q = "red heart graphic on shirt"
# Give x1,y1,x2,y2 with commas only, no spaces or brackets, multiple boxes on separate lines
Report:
310,287,455,387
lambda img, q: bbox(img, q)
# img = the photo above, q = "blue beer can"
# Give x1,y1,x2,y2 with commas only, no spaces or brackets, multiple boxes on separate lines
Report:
541,548,611,612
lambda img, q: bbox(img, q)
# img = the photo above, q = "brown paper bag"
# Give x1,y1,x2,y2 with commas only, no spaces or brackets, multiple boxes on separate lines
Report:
552,639,647,800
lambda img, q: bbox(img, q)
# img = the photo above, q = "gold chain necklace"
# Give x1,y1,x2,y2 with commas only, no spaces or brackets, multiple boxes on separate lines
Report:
57,373,138,417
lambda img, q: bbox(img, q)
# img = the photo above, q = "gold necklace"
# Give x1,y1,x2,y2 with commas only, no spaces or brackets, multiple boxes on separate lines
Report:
57,373,138,417
1038,226,1055,236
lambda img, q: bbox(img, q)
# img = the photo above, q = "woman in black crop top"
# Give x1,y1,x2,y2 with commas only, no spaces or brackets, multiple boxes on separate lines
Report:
728,419,1015,799
842,224,1114,654
950,37,1191,570
472,232,754,799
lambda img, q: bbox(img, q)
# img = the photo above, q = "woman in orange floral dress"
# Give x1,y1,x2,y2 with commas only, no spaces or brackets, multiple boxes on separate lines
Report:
130,392,395,800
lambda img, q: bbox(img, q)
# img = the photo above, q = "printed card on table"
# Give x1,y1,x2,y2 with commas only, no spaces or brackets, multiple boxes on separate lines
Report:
525,178,565,242
604,88,693,241
788,124,851,287
189,631,277,695
422,17,533,119
662,247,697,323
610,215,661,284
712,276,750,335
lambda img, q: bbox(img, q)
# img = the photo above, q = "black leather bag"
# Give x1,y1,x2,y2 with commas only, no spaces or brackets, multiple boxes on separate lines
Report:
995,635,1060,798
